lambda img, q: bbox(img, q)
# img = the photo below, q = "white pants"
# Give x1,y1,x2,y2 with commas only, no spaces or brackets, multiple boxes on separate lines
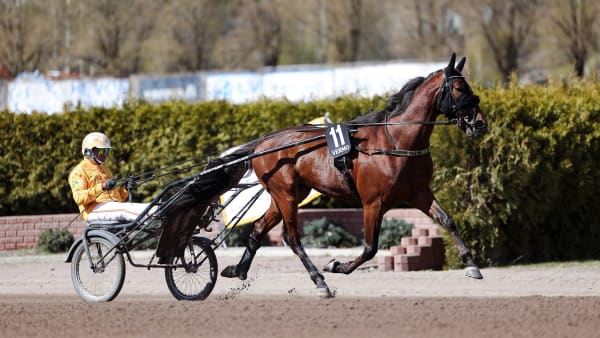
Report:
87,202,155,223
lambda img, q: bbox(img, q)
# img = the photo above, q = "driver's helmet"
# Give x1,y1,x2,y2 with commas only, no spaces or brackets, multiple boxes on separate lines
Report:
81,132,111,164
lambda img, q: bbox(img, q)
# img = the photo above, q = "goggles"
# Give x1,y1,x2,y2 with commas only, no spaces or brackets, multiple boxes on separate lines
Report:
93,148,110,156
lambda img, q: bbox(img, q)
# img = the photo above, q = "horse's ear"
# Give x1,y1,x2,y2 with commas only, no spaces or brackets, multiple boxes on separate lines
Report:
456,57,466,72
447,52,456,70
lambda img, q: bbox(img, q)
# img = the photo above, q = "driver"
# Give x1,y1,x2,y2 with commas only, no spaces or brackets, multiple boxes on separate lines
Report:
68,132,150,222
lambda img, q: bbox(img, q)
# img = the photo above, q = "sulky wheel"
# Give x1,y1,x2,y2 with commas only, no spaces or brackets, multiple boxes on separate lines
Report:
164,236,218,300
71,236,126,302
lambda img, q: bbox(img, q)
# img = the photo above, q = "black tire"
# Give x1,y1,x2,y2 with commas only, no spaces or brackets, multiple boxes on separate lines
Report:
71,236,126,302
165,237,218,301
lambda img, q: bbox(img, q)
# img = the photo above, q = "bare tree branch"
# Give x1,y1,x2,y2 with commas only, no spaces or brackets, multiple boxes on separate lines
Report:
461,0,540,85
0,1,49,77
550,0,599,77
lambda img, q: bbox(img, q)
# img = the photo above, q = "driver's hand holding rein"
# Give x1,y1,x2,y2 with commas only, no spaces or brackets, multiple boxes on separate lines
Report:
68,132,152,223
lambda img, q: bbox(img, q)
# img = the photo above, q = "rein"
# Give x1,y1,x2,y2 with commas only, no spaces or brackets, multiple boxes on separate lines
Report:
115,158,212,188
296,119,455,157
350,111,436,157
346,119,458,127
294,118,457,158
305,119,457,128
125,112,458,188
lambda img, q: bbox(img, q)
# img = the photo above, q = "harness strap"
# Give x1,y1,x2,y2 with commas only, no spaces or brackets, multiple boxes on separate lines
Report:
355,146,430,157
333,156,362,202
384,112,397,151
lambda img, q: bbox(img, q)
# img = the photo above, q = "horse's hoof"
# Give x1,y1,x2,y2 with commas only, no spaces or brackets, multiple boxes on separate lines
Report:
323,259,340,273
221,266,248,280
221,265,238,279
465,266,483,279
317,286,333,299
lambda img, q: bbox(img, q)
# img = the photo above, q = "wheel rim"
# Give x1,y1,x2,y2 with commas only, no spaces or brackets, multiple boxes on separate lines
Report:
73,239,124,301
167,241,216,299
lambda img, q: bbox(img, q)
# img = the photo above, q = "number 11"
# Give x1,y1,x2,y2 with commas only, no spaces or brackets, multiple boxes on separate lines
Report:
329,125,345,147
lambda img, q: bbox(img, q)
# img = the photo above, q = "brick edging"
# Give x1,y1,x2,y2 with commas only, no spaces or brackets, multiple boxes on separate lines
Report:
0,208,438,252
0,214,86,251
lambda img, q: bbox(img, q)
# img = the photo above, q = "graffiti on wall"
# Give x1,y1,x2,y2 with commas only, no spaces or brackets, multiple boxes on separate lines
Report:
133,74,202,103
7,72,129,114
5,61,446,114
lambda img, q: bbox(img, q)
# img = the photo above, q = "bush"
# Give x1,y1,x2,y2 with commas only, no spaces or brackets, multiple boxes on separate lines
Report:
223,223,271,247
37,228,74,253
378,218,414,249
432,80,600,267
302,217,358,248
4,80,600,267
224,223,254,247
0,96,379,216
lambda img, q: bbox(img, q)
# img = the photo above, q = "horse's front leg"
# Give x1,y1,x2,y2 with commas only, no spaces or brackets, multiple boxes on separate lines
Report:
430,199,483,278
323,203,381,274
411,189,483,279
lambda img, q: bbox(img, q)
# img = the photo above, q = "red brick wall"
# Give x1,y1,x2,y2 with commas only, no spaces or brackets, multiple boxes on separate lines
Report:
0,214,86,251
0,209,435,251
267,208,436,245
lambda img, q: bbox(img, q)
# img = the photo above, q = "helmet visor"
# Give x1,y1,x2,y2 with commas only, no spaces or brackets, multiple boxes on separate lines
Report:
92,147,110,163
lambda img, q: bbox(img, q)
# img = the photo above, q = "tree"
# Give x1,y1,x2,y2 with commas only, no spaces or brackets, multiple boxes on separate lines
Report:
461,0,540,86
550,0,599,77
395,0,464,61
75,0,164,76
251,0,283,67
166,0,223,71
324,0,363,62
213,0,283,70
0,0,50,78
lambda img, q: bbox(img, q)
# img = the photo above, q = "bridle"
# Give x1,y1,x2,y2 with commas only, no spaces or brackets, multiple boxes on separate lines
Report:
353,73,482,157
279,73,484,157
436,74,482,131
345,74,480,129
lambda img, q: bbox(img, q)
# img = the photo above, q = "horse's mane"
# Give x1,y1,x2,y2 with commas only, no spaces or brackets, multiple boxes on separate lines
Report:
350,73,435,124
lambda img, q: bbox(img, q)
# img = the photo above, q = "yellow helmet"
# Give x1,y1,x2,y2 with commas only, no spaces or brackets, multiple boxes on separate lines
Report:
81,132,111,164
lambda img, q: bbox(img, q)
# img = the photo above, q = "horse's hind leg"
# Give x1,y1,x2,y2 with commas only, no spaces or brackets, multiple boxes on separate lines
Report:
220,202,282,280
324,202,382,274
273,191,333,298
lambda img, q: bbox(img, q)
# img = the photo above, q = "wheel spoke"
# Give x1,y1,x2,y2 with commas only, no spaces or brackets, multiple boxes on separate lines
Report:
165,237,217,300
71,236,125,302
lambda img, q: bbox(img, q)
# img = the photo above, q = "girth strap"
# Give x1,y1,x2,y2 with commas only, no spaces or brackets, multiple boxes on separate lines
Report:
333,156,362,202
355,146,431,157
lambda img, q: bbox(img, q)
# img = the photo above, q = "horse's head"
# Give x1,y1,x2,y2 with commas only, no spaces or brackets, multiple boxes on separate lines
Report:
436,53,487,138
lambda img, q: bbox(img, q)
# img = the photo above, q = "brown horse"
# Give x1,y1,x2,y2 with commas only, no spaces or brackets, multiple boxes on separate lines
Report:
220,53,487,298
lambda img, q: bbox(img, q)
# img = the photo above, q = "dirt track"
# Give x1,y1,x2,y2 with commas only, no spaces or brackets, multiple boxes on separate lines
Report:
1,248,600,337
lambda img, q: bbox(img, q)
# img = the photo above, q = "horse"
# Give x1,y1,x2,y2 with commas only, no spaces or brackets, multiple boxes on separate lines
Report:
217,53,487,298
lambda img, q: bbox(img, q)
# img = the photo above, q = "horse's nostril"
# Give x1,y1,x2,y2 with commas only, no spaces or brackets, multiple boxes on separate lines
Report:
475,120,486,129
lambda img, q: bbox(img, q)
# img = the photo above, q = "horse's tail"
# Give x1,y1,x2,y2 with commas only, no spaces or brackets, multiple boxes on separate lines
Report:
156,138,262,261
206,137,261,186
166,137,262,212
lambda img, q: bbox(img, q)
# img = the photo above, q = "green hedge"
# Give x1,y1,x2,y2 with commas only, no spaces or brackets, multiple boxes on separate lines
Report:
0,97,378,216
431,80,600,267
1,81,599,267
